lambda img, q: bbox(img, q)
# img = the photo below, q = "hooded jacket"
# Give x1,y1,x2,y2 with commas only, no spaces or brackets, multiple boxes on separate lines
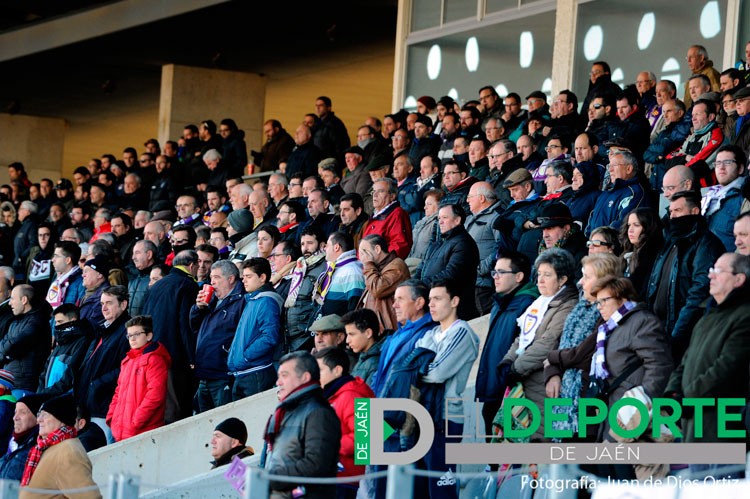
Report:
38,319,91,396
107,341,171,441
227,284,283,374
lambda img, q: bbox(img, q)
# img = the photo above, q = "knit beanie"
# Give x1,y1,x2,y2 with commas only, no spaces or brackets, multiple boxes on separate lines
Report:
0,369,14,390
215,417,247,444
39,394,77,427
228,209,253,233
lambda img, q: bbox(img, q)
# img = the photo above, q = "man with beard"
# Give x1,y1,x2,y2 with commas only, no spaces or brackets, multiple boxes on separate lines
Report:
46,241,84,309
276,201,304,244
438,112,460,162
284,226,327,352
257,120,295,173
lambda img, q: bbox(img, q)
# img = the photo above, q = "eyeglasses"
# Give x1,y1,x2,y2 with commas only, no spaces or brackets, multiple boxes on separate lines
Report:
708,267,736,275
485,126,501,131
591,103,604,110
594,296,616,308
126,331,148,340
491,269,517,277
545,145,562,151
171,239,189,245
289,182,302,187
586,240,611,248
442,171,460,176
488,152,510,159
713,159,737,168
175,204,193,209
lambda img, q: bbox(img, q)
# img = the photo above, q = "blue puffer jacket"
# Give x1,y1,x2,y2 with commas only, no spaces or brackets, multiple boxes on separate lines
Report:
643,120,691,164
191,281,246,380
0,427,38,480
475,282,539,402
227,284,283,374
586,176,651,236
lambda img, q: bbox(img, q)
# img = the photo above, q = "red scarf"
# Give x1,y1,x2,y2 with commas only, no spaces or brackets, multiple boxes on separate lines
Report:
21,425,77,486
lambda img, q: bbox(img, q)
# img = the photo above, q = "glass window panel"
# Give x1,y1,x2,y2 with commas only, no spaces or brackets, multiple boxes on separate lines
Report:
411,0,442,32
444,0,476,24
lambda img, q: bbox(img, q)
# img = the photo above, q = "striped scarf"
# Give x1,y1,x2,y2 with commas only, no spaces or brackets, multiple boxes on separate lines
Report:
312,252,358,306
22,425,77,486
590,301,636,380
284,251,325,308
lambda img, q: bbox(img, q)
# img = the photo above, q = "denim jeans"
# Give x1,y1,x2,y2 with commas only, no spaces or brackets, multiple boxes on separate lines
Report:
231,366,276,401
196,379,233,413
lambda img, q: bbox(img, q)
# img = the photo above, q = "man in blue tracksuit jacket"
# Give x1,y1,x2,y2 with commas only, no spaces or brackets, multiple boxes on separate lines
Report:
227,258,283,401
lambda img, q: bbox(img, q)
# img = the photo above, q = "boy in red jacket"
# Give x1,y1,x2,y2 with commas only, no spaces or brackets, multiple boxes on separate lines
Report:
106,315,171,442
314,347,374,499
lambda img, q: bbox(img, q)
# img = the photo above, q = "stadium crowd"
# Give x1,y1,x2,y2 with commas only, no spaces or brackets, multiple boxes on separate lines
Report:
0,41,749,498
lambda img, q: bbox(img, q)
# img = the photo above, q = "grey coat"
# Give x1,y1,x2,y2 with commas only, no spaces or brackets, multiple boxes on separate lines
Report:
407,212,437,261
465,201,502,288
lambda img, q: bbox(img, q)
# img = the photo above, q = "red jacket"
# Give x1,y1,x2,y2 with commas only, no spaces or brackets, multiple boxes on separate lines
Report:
363,202,413,259
327,376,375,479
106,341,171,441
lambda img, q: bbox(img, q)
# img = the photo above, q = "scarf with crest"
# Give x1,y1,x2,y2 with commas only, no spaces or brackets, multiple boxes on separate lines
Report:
590,301,636,380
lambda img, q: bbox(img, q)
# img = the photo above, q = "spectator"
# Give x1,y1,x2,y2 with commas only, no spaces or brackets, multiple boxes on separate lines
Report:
543,253,622,439
536,203,587,267
614,89,651,162
586,150,651,235
285,124,321,179
13,201,38,281
362,178,414,261
358,234,410,331
647,191,725,361
581,61,622,128
38,304,90,397
311,232,364,322
407,189,442,269
416,204,480,320
734,212,750,256
540,156,574,202
314,347,374,498
284,226,328,352
142,250,200,422
644,99,690,190
106,315,170,442
79,255,111,329
196,244,219,286
666,253,750,442
1,284,51,392
227,209,257,263
46,241,84,309
312,96,350,159
0,394,47,481
702,145,746,250
20,394,101,498
619,208,663,300
475,252,538,436
683,44,721,107
74,405,107,453
588,277,671,479
0,370,15,451
76,285,130,443
297,189,340,245
218,119,248,178
340,146,373,200
27,222,57,298
337,193,368,251
498,248,578,440
210,417,254,469
440,159,476,215
465,181,503,314
393,155,421,225
487,140,522,210
409,115,441,166
414,279,479,498
263,351,340,498
341,309,382,386
665,99,724,187
191,260,244,412
128,240,157,317
270,241,299,298
229,258,283,401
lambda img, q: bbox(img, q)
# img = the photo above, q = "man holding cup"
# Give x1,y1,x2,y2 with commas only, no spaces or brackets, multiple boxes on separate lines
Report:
190,260,246,413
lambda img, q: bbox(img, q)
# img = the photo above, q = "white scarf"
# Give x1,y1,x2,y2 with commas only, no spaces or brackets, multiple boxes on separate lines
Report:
516,288,564,354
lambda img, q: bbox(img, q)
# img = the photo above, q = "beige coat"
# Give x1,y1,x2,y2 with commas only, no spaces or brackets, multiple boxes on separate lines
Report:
20,438,101,499
359,252,410,332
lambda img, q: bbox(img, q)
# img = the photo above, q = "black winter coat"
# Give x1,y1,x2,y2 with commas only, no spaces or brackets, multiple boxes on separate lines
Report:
75,313,130,418
647,215,725,352
0,307,51,391
142,267,199,368
223,131,249,178
416,224,480,320
13,216,37,278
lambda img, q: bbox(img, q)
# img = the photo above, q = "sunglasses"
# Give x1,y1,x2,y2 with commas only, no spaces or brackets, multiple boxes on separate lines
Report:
586,240,612,248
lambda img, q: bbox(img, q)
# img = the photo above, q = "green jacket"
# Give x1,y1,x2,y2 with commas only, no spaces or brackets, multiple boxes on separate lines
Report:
666,287,750,442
